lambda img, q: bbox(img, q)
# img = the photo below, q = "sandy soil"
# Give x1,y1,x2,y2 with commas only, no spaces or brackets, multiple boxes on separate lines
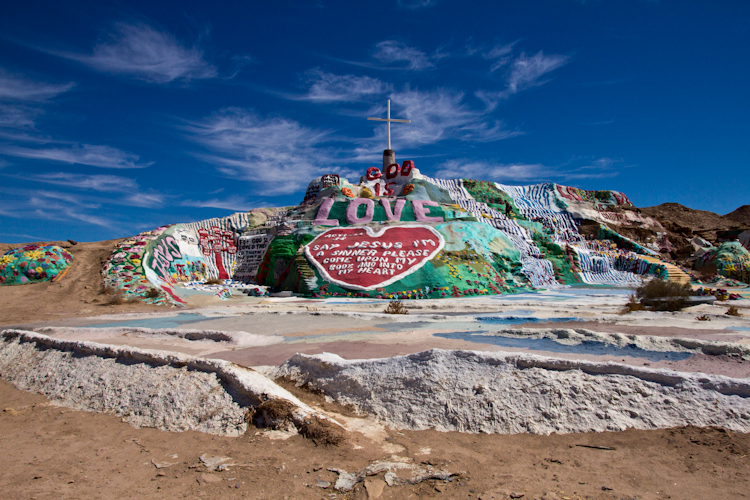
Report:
0,240,168,325
4,240,750,499
3,378,750,500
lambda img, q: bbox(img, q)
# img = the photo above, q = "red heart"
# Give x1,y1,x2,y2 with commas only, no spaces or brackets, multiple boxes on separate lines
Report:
304,225,445,290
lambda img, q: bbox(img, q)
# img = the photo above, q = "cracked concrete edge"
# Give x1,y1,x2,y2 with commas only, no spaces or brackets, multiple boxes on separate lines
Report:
0,328,341,429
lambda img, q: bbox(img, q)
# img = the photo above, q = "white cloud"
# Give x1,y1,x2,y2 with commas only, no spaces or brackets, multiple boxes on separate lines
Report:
180,195,256,211
124,192,166,207
506,51,569,93
433,157,621,183
0,69,76,101
379,87,521,147
186,108,359,195
68,22,217,83
6,175,167,225
561,157,622,179
483,41,517,72
29,190,101,209
24,172,139,192
434,159,555,182
0,104,40,130
0,144,153,169
23,195,116,228
301,70,392,102
475,50,569,110
0,68,75,133
372,40,434,70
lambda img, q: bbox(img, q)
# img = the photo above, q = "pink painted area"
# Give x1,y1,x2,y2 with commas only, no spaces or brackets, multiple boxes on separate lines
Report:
313,198,339,226
346,198,375,224
160,284,186,305
380,198,406,221
304,225,445,290
413,200,444,223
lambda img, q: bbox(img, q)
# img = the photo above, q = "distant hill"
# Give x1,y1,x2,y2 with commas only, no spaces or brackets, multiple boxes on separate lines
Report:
641,203,733,231
640,202,750,261
724,205,750,225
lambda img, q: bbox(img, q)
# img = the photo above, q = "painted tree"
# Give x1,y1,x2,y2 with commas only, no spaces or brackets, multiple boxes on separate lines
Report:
450,285,463,297
198,226,237,280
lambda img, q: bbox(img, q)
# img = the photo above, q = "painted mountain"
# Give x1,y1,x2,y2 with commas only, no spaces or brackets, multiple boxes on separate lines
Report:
96,162,748,307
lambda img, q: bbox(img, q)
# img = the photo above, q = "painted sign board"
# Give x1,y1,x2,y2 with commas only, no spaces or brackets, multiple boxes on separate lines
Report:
304,225,445,290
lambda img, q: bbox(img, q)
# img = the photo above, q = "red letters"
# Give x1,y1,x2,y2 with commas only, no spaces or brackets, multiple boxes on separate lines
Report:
401,160,414,176
385,163,401,179
366,167,382,180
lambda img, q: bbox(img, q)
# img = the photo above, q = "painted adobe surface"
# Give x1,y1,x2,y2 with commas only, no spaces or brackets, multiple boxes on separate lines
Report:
98,163,698,306
0,245,73,285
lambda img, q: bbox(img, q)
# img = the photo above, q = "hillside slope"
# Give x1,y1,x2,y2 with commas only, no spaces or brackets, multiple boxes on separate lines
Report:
0,239,163,325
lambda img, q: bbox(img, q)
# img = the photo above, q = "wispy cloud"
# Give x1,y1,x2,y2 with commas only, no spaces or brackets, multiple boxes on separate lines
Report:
180,195,257,211
2,174,168,227
334,40,445,71
0,232,49,241
29,190,101,209
476,50,569,109
23,172,139,192
433,157,621,182
124,192,166,207
381,87,521,146
562,157,622,179
28,174,166,207
62,22,217,84
0,69,76,101
300,70,392,102
397,0,438,9
435,159,555,182
372,41,435,70
0,104,40,131
186,108,359,195
0,144,153,169
482,41,518,72
506,51,569,93
0,68,75,133
2,193,121,228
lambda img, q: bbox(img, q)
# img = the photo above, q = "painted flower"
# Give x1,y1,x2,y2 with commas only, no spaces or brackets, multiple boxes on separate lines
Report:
0,255,16,265
23,250,44,260
341,187,355,198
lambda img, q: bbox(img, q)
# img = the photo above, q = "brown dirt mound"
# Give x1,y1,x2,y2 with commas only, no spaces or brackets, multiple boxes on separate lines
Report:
641,203,750,263
724,205,750,225
0,239,165,326
641,203,741,232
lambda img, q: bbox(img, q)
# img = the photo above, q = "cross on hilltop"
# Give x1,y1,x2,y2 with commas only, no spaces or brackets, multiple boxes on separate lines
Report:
367,99,410,151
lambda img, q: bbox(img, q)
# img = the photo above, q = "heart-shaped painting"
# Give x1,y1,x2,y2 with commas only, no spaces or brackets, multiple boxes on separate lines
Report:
304,225,445,290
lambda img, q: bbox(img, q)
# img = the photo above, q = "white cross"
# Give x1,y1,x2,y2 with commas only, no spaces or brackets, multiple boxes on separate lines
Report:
367,99,410,150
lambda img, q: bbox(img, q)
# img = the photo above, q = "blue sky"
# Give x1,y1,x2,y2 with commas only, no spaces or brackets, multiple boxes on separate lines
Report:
1,0,748,243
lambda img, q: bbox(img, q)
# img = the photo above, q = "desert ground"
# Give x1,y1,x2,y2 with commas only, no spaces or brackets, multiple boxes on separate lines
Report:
2,239,750,500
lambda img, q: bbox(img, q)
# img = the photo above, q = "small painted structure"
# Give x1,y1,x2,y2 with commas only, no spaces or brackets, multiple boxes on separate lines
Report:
0,245,73,285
